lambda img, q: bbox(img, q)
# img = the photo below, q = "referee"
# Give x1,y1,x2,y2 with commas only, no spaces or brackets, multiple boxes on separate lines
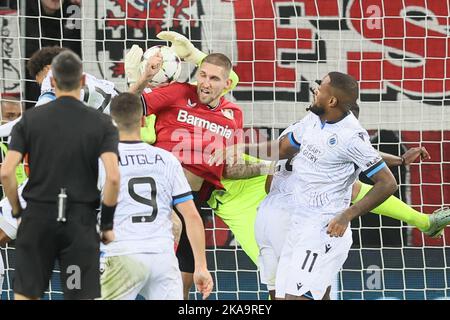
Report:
1,50,120,300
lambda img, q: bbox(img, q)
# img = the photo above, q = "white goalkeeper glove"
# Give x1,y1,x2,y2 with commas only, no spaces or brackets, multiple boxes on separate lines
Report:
125,44,143,84
157,31,206,65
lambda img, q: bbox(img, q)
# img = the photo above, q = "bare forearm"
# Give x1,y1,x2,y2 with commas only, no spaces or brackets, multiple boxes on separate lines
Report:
128,77,148,96
102,178,119,206
2,174,20,213
379,152,402,167
223,161,272,179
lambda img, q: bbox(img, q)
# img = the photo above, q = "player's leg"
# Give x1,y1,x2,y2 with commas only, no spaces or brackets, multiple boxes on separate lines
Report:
140,252,183,300
0,231,9,296
322,286,332,300
180,271,193,300
174,192,208,300
352,181,450,237
0,207,18,246
175,208,195,300
14,203,58,300
212,177,268,266
255,197,291,300
0,253,4,295
217,203,260,266
99,255,148,300
276,217,352,300
255,208,276,299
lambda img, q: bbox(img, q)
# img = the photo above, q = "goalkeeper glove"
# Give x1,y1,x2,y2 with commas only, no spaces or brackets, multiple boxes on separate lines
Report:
157,31,206,65
140,114,157,144
157,31,240,95
125,44,143,84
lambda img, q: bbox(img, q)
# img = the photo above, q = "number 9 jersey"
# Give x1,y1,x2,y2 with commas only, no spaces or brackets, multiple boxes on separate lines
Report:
98,141,193,257
38,70,118,113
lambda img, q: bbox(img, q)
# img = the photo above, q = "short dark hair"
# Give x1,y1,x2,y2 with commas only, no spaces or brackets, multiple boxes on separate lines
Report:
27,46,68,78
201,53,232,77
51,51,83,91
349,102,360,119
327,72,359,108
110,93,142,131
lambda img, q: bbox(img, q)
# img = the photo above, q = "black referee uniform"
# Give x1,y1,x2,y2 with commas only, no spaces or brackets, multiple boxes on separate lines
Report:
9,96,118,299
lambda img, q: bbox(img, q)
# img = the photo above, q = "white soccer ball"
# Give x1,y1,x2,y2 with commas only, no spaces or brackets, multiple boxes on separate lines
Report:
140,45,181,86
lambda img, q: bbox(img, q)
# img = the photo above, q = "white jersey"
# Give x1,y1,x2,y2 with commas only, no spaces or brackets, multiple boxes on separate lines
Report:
99,142,193,257
38,70,118,114
268,117,312,197
288,111,384,218
0,72,118,138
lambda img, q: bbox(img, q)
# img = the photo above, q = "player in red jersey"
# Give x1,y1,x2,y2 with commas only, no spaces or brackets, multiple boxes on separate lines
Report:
130,52,243,299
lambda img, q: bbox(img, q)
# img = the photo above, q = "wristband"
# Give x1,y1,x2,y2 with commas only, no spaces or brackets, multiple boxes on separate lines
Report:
100,203,116,231
401,156,406,166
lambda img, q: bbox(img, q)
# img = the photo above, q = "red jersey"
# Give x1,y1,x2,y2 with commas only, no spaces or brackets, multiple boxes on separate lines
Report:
141,83,243,191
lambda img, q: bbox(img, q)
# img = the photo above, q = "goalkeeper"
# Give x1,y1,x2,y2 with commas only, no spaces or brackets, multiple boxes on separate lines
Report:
127,31,450,269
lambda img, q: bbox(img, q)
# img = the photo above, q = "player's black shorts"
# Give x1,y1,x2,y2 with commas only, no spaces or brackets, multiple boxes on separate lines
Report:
14,201,100,300
175,192,210,273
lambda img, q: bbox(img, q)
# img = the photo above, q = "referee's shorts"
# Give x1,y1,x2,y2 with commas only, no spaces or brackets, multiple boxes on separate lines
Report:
14,201,100,300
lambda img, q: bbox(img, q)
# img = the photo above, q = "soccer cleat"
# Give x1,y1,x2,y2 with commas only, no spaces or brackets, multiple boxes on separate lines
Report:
425,207,450,238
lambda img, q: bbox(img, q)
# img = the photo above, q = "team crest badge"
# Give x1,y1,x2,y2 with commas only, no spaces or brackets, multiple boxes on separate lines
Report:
187,98,197,108
327,134,338,147
221,109,234,120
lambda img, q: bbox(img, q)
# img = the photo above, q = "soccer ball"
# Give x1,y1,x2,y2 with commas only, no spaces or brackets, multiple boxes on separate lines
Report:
140,45,181,86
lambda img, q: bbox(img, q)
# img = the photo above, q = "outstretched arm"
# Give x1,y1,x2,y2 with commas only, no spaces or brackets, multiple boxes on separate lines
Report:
176,199,214,299
209,134,298,166
380,146,430,167
223,156,274,179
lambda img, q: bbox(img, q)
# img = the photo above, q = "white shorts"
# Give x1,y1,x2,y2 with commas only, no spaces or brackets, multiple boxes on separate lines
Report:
275,217,352,300
99,252,183,300
255,197,291,290
0,212,18,240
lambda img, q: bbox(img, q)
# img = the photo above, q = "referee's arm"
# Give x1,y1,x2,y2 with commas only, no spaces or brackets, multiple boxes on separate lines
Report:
1,150,24,217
